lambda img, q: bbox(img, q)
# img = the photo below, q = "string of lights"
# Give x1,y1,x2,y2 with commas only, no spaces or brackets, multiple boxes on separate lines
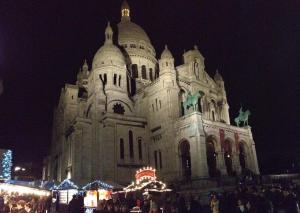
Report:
0,183,50,196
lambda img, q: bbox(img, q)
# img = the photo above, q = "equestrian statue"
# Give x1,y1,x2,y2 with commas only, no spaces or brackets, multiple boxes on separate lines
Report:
234,107,251,127
183,91,205,113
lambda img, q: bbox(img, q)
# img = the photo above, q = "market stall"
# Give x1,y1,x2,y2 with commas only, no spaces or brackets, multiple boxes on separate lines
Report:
55,179,79,204
82,180,114,209
122,167,171,195
116,167,171,212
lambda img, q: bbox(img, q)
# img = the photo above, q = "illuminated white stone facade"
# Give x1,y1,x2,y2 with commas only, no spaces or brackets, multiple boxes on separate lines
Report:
46,1,259,185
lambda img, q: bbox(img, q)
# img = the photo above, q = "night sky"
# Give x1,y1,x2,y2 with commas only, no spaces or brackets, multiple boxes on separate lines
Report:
0,0,299,175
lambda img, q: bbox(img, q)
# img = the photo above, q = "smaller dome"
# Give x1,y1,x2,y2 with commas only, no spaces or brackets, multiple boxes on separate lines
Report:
92,22,126,69
214,70,223,82
161,45,173,59
92,44,125,69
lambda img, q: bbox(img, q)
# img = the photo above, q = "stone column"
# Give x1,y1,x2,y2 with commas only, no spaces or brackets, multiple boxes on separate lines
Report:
246,127,260,174
193,113,209,178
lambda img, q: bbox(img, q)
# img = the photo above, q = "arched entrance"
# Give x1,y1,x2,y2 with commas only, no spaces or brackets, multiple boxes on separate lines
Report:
206,136,218,177
224,139,233,176
179,140,191,180
239,143,247,171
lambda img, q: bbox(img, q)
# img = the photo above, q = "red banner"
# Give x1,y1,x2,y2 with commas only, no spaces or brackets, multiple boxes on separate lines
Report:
234,132,239,153
219,129,225,152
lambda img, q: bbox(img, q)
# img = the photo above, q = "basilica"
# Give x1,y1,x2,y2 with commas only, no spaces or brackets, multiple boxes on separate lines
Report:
44,1,259,186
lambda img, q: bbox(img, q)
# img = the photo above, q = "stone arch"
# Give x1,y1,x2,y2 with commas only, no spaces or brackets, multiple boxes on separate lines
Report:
238,141,250,172
206,135,219,177
178,139,191,180
224,138,234,176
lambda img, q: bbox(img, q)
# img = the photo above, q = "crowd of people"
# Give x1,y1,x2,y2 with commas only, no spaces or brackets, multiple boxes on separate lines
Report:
1,181,300,212
209,182,300,213
0,192,51,213
65,182,300,213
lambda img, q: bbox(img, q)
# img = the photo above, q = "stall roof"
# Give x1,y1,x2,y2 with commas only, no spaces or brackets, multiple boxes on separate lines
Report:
82,180,116,190
56,179,78,190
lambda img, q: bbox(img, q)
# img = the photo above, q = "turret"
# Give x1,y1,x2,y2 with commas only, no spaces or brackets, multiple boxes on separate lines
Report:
159,45,175,74
76,59,90,88
213,70,230,124
214,70,224,89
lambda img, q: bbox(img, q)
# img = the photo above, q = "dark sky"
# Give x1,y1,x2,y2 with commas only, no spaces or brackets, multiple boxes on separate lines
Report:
0,0,299,174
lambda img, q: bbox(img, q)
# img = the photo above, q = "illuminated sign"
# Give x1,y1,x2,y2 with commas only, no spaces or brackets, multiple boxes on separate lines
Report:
135,167,156,183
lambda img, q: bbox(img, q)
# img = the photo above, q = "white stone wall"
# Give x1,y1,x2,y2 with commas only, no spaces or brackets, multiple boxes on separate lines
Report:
48,15,260,185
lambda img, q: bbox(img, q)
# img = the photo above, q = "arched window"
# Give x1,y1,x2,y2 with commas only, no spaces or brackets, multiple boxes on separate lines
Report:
155,69,159,79
104,74,107,85
149,68,153,81
113,103,125,115
154,151,158,169
132,64,138,78
212,111,215,121
129,131,134,159
119,75,121,86
159,151,162,169
198,98,202,112
113,74,117,85
120,138,124,159
138,139,142,160
179,140,191,180
141,65,147,79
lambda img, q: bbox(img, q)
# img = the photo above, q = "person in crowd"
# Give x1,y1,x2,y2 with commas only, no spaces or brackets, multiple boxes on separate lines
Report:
210,194,219,213
16,200,27,213
149,197,159,213
236,199,246,213
189,196,202,213
141,199,150,213
178,196,187,213
24,203,34,213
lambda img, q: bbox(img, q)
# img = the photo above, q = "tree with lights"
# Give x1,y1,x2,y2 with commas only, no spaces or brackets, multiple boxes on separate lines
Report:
0,150,12,180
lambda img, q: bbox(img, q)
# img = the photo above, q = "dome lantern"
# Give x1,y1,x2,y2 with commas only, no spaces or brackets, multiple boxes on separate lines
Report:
121,0,130,21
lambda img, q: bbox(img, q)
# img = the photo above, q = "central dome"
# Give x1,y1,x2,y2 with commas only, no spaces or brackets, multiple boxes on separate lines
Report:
117,0,156,60
118,21,151,44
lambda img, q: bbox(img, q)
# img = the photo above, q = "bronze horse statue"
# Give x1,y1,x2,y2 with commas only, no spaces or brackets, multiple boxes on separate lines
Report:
183,91,205,113
234,107,251,127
